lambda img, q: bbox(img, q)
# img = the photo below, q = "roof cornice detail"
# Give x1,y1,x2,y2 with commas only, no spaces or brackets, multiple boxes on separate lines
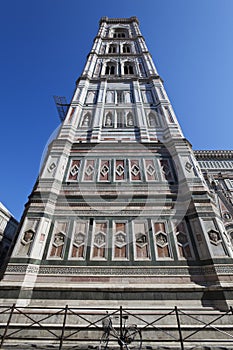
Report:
99,17,139,25
194,150,233,159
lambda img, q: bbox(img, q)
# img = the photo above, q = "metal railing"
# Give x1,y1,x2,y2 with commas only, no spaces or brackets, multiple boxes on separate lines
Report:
0,305,233,349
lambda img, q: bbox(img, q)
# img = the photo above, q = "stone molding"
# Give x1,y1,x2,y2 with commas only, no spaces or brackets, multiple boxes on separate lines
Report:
6,264,232,276
194,150,233,159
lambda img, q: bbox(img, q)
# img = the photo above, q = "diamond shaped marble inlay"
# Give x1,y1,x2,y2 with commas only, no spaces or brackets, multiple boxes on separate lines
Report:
48,162,56,172
146,164,155,176
100,164,109,177
70,164,79,176
131,164,140,177
116,164,124,177
162,164,170,175
85,164,94,176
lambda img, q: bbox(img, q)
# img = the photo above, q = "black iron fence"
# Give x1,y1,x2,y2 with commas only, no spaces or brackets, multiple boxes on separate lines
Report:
0,305,233,349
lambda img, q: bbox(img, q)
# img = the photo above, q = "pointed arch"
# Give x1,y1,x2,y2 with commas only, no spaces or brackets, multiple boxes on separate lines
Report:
148,111,158,127
126,112,134,127
82,112,91,127
124,62,134,75
104,111,113,127
105,61,117,75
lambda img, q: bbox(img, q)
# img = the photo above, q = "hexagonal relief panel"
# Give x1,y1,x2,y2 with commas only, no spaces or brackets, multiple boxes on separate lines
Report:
94,231,106,248
156,232,167,247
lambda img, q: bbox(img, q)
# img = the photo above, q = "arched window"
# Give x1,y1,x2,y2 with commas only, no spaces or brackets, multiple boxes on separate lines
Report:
109,44,117,53
124,63,134,75
123,45,131,53
112,28,128,39
105,63,116,75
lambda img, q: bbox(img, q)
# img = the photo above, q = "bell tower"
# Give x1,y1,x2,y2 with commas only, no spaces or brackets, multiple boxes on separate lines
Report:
1,17,233,311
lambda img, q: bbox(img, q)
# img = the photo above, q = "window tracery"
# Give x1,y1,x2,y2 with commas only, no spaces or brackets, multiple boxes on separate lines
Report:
122,44,131,53
105,62,116,75
124,62,134,75
108,44,117,53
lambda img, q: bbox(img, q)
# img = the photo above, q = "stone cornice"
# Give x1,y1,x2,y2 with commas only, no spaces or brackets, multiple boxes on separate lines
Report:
99,17,139,25
194,150,233,159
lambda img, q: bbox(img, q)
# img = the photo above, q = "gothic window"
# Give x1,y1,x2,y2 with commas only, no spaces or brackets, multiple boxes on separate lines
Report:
124,62,134,75
49,221,68,259
115,159,126,181
133,221,150,260
91,221,108,260
144,159,157,181
82,112,91,127
159,159,174,182
130,159,141,181
105,63,116,75
104,112,113,127
83,159,96,182
126,112,134,127
174,221,194,260
153,222,172,259
123,44,131,53
108,44,117,53
113,221,128,259
99,160,110,182
68,159,81,181
70,221,88,259
113,29,128,38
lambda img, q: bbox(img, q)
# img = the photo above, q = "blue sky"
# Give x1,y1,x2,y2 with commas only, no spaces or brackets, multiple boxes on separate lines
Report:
1,0,233,220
